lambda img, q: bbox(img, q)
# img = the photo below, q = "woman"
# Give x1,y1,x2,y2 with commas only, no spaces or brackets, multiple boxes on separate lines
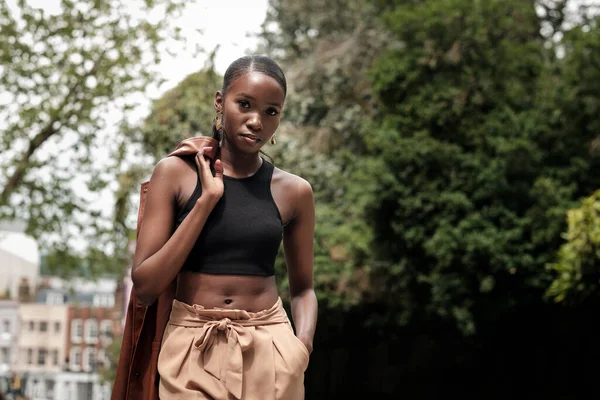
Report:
131,55,318,400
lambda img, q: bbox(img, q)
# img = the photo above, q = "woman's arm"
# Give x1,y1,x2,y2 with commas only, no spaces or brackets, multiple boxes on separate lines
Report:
284,177,318,354
131,149,223,305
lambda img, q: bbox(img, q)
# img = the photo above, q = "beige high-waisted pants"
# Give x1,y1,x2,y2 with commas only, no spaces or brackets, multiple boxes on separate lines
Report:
157,298,309,400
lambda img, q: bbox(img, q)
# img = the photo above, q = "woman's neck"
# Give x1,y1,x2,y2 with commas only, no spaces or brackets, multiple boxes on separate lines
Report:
219,140,263,178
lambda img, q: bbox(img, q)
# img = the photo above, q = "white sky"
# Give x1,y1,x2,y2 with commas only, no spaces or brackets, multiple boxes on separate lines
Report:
136,0,271,109
1,0,270,260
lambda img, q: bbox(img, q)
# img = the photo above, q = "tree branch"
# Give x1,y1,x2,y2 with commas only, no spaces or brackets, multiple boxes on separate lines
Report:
0,51,106,206
0,120,58,206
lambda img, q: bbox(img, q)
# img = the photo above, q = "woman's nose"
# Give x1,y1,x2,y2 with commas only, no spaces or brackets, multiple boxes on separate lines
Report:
246,113,263,131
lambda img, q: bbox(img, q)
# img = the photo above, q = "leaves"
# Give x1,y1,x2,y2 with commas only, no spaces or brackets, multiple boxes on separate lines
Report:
136,67,222,160
0,0,192,275
546,189,600,303
261,0,600,334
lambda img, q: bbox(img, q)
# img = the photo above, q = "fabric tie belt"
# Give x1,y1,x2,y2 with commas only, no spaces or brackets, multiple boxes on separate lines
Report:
170,299,288,399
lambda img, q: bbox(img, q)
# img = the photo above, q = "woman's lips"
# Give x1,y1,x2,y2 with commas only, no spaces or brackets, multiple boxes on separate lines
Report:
239,133,262,144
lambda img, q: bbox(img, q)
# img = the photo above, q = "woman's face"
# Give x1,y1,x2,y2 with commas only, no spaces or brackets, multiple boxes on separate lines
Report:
216,72,285,153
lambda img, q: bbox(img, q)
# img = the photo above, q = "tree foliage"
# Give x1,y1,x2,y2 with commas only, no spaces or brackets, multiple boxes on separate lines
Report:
261,0,600,333
547,190,600,303
100,334,122,386
0,0,190,274
134,65,222,160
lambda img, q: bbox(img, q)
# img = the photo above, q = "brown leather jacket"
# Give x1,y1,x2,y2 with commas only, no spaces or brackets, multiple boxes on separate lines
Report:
111,136,218,400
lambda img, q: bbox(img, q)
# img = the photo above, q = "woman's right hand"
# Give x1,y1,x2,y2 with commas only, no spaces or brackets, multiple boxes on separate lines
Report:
195,147,224,207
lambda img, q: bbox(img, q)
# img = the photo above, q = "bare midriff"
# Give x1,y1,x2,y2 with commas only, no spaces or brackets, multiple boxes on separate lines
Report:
175,270,280,312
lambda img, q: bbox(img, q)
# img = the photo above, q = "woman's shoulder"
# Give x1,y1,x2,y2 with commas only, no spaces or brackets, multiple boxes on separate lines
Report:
272,165,313,197
149,154,194,182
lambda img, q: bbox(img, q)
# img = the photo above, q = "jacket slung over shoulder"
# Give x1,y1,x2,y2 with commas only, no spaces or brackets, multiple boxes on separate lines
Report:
111,136,218,400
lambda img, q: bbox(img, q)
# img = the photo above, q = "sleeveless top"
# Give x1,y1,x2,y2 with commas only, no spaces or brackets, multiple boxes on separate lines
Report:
175,158,283,276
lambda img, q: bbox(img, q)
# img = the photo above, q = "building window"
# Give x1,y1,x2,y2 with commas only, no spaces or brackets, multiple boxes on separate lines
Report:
27,348,33,364
54,321,61,333
93,294,115,308
97,349,107,368
2,320,9,333
52,349,59,366
84,319,98,344
39,321,48,332
100,320,112,341
28,321,34,331
38,348,47,366
71,319,83,343
46,292,64,305
82,347,96,372
69,347,81,371
1,347,8,364
46,380,55,399
31,379,42,398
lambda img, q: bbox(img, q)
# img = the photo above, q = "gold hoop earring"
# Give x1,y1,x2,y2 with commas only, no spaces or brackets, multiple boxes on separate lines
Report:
270,135,276,145
213,111,223,131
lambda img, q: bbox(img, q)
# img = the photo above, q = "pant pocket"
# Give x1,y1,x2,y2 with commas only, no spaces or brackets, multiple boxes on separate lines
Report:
271,324,306,400
289,330,310,362
272,323,309,373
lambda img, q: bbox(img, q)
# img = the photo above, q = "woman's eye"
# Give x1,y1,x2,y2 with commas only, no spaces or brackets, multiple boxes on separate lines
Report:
238,100,250,108
266,108,279,116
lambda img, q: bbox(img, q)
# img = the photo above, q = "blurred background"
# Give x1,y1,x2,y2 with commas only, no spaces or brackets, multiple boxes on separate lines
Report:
1,0,599,399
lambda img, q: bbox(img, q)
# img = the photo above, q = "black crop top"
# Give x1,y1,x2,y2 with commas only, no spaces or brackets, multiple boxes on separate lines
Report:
175,158,283,276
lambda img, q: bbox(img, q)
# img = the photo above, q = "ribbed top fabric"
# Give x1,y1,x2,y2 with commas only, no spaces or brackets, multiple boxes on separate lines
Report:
176,158,283,276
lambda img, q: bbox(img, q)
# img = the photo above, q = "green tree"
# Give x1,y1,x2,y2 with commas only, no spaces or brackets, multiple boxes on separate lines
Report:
260,0,376,63
262,0,600,334
134,65,222,160
259,0,386,154
258,0,391,309
546,190,600,303
0,0,190,273
358,0,600,333
100,334,122,386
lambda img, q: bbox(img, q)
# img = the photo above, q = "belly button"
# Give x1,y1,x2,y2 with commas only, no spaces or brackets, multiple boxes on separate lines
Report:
224,298,232,305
